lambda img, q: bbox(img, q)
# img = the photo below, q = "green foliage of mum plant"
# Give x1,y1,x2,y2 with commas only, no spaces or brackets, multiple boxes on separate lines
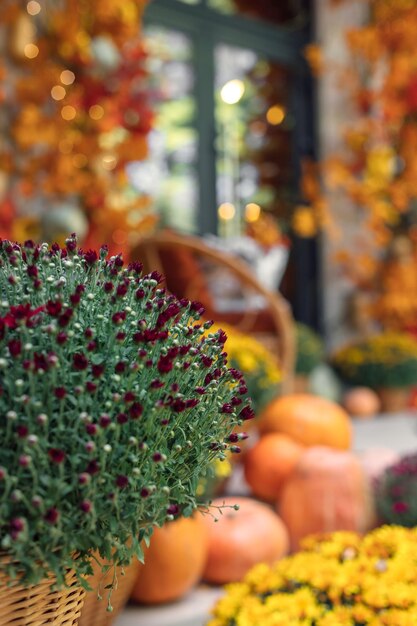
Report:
331,332,417,389
295,322,325,376
0,235,252,587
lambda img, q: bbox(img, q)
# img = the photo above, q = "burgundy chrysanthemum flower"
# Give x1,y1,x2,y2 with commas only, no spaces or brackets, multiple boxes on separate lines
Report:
44,508,60,524
135,288,145,300
167,504,179,516
115,475,129,489
27,265,38,278
128,261,143,274
16,425,29,438
130,402,143,419
86,423,98,436
48,448,66,464
156,302,180,328
87,341,97,352
54,387,67,399
8,339,21,357
56,331,67,345
150,379,164,389
92,364,105,378
86,381,97,393
221,403,233,414
115,361,126,373
124,391,136,402
171,399,187,413
86,459,100,475
80,499,92,513
10,517,25,539
99,414,111,428
117,413,128,425
73,353,88,371
140,487,150,498
116,283,128,297
104,281,114,293
393,501,409,514
58,308,73,327
158,356,173,374
34,352,48,371
70,292,81,305
112,311,126,325
239,406,255,421
84,250,98,265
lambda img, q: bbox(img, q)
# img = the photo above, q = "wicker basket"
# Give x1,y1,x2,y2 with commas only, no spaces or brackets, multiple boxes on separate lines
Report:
0,567,85,626
78,556,141,626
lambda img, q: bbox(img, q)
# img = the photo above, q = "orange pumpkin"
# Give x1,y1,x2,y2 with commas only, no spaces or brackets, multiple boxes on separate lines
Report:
343,387,381,418
258,394,352,450
202,496,289,584
130,515,208,604
279,446,372,551
243,433,304,502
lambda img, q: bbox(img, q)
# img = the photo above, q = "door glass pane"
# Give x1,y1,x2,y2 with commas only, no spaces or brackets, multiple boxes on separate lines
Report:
215,43,294,238
133,26,198,233
208,0,305,26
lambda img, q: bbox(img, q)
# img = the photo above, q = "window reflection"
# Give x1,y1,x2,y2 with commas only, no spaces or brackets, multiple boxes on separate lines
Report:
215,44,294,238
133,26,198,233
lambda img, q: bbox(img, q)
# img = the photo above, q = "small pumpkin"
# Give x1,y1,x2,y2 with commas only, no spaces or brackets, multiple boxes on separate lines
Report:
258,394,352,450
279,446,372,551
243,433,304,502
343,387,380,418
202,496,289,584
130,515,208,604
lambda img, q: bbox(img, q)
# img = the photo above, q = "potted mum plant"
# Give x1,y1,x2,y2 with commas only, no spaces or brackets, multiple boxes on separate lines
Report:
374,453,417,527
0,235,251,624
331,332,417,412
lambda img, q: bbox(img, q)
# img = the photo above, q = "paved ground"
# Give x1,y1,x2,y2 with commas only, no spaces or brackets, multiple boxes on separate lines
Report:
114,412,417,626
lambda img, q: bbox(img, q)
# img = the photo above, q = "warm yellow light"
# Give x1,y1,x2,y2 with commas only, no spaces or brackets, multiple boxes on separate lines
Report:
220,79,245,105
218,203,236,221
72,153,88,168
61,105,76,121
89,105,104,120
58,139,73,154
102,155,117,170
266,105,285,125
60,70,75,85
245,203,261,223
24,44,39,59
27,1,41,15
51,85,66,101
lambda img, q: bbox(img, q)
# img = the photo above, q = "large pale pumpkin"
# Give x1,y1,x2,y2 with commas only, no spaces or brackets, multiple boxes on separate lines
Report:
130,515,208,604
279,446,372,551
243,433,304,502
202,496,289,584
258,394,352,450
